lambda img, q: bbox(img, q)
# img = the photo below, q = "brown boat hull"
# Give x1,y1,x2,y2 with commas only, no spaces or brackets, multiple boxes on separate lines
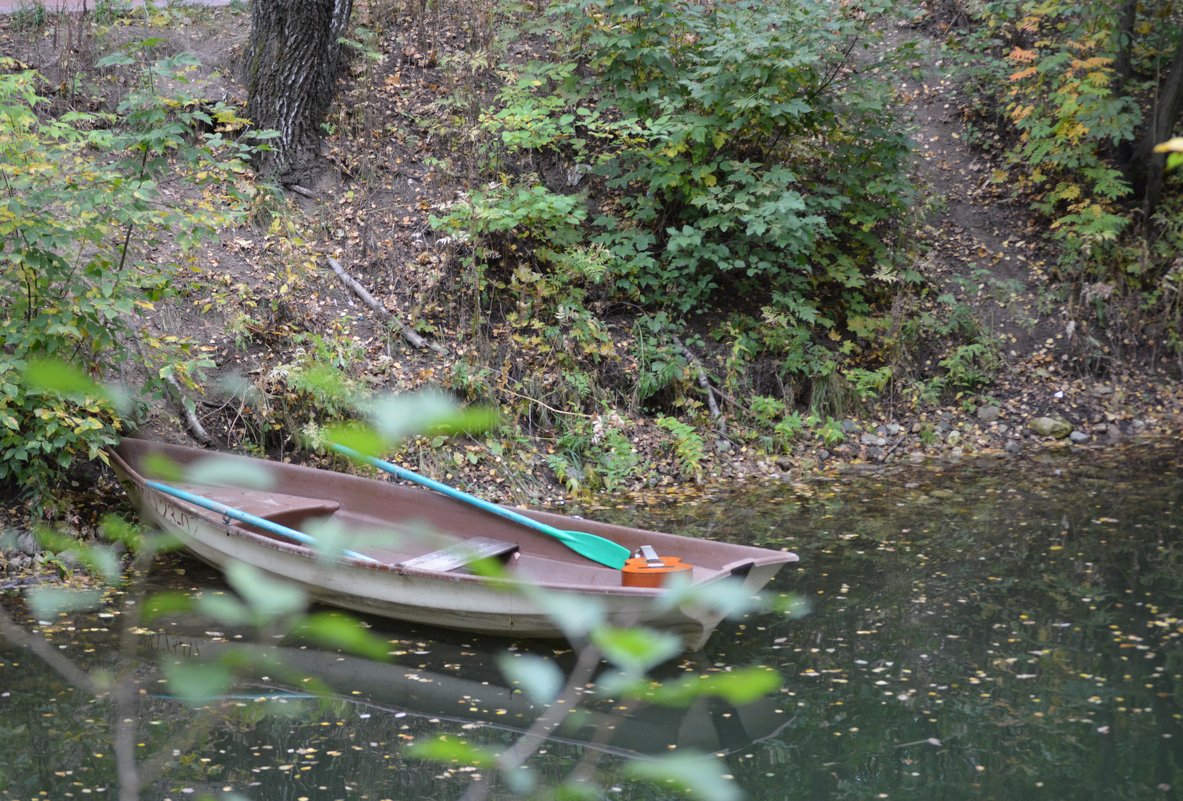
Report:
110,438,798,649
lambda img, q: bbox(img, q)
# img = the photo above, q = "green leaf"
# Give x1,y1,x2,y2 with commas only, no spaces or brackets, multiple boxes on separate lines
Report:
141,452,185,482
592,626,682,676
22,358,106,399
408,736,495,767
290,612,391,661
520,585,605,640
224,562,306,618
195,592,252,625
96,52,136,68
625,752,742,801
73,544,122,584
363,391,466,443
644,667,781,706
655,575,764,619
99,514,142,551
424,405,501,437
496,652,564,704
162,659,232,705
142,591,195,622
185,456,275,490
322,423,386,459
27,587,105,620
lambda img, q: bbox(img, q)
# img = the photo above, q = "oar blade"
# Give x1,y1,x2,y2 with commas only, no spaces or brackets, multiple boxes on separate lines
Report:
557,530,631,570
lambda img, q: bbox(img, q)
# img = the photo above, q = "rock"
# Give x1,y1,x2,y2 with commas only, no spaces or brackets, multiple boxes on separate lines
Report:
945,430,962,446
840,419,860,434
885,423,902,436
1069,431,1090,444
861,433,887,447
1028,416,1073,439
16,532,40,556
1005,440,1022,454
976,405,1001,423
865,446,885,460
1107,425,1124,443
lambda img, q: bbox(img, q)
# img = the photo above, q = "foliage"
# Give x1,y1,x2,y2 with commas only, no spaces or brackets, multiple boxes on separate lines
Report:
0,52,261,504
546,414,642,493
656,415,706,479
431,0,917,408
950,0,1183,337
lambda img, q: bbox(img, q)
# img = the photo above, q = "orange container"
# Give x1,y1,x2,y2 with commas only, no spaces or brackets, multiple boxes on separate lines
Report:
621,555,692,588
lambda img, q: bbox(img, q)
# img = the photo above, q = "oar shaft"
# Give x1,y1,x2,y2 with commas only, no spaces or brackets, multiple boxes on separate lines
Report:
328,443,630,570
145,480,378,564
329,443,564,539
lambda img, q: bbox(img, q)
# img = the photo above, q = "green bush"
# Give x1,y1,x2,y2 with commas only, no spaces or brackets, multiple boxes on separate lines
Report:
0,53,260,505
433,0,915,390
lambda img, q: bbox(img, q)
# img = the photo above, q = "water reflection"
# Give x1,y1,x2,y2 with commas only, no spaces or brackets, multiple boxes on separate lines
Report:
2,446,1181,800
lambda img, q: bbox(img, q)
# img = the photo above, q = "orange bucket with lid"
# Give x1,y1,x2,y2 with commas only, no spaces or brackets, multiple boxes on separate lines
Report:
621,546,692,588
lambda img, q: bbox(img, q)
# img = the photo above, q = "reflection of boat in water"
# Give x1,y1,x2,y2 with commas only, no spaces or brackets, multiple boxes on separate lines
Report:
143,630,792,759
111,438,797,650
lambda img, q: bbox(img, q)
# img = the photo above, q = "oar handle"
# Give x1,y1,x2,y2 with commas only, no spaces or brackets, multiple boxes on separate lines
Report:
328,443,564,539
145,480,378,564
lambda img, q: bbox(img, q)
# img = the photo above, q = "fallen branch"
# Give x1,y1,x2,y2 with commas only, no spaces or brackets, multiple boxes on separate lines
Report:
163,373,214,447
672,335,727,437
288,184,317,199
327,256,448,356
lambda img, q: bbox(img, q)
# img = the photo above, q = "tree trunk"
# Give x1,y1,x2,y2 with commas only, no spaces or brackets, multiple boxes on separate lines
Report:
1135,33,1183,217
245,0,354,184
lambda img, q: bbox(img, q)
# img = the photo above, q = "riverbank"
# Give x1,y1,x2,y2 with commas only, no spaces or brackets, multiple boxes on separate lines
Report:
0,1,1179,535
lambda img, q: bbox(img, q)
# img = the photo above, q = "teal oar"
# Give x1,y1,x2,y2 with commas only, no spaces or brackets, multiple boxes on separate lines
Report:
329,443,630,570
145,480,379,564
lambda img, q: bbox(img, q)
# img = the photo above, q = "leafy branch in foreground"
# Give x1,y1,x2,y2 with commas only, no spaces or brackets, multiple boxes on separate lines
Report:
2,376,804,800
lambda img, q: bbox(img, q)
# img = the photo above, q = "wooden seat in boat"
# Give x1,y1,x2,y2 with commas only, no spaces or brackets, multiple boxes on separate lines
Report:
189,485,342,528
399,537,519,573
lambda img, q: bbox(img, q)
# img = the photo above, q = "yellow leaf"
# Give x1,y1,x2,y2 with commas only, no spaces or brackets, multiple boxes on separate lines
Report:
1153,137,1183,154
703,173,717,187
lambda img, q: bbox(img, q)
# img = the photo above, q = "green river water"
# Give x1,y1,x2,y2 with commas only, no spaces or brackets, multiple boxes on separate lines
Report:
1,445,1181,800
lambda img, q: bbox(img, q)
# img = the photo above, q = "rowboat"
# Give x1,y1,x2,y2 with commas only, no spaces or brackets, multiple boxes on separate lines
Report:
109,438,798,649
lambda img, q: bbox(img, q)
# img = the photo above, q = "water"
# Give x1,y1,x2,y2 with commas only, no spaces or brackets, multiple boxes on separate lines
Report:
2,446,1181,800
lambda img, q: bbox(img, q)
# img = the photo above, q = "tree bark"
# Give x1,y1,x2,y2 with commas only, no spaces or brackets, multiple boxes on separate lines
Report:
1135,33,1183,216
245,0,354,184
